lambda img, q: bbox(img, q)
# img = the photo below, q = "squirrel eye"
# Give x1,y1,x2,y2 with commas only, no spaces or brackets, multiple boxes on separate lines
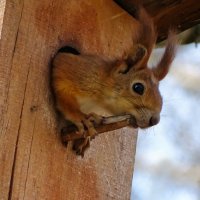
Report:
132,83,145,95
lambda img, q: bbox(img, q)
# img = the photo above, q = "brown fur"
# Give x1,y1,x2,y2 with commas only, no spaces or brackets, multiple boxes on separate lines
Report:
52,6,177,156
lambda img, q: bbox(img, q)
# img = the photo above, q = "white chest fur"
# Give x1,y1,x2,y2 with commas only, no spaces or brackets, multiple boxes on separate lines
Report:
77,97,111,116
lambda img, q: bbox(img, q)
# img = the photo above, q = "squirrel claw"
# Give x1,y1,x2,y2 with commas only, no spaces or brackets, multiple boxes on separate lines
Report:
81,115,99,137
73,137,91,157
73,121,85,135
72,113,102,156
86,113,104,125
74,113,100,137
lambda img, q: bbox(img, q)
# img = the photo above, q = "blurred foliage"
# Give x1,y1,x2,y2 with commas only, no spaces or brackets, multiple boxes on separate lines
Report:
180,25,200,44
157,24,200,47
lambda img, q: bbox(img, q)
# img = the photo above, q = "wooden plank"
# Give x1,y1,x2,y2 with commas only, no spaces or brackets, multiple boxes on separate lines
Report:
114,0,200,41
0,0,27,199
0,0,6,38
0,0,138,199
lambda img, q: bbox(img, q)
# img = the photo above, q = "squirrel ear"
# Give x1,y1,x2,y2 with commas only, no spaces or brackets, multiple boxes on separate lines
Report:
127,44,147,68
153,30,177,80
113,45,147,75
113,61,129,75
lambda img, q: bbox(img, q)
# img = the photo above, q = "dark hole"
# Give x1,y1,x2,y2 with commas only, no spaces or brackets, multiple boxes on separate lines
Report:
58,46,80,55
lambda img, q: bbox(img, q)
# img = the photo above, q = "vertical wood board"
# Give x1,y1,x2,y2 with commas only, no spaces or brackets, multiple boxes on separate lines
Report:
0,0,138,199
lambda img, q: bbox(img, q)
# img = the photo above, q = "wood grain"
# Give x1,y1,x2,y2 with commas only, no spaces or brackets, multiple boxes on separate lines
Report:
115,0,200,41
0,0,5,38
0,0,137,199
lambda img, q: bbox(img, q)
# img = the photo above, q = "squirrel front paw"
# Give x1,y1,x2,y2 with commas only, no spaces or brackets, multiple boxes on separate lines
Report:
86,112,104,126
73,113,103,137
72,113,103,156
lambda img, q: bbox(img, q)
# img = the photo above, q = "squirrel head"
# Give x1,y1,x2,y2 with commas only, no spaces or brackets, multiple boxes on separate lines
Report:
108,32,177,129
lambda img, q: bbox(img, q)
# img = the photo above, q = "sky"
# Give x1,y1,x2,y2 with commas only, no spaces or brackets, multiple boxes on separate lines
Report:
131,43,200,200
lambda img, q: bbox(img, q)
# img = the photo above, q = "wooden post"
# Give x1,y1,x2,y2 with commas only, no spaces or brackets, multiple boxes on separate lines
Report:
0,0,137,199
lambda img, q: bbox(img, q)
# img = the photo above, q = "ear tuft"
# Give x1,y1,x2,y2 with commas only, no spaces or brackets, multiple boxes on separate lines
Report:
153,30,178,80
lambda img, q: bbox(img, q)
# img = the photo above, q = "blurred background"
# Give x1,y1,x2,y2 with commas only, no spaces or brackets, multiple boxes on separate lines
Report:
131,26,200,200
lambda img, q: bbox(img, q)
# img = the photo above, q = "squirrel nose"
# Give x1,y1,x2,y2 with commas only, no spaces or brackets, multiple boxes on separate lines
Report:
149,115,160,126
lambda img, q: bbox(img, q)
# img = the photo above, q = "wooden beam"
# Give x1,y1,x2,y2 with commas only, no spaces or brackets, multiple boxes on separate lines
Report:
114,0,200,41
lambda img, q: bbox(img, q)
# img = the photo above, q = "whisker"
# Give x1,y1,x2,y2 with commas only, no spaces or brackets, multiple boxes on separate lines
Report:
140,128,149,135
150,126,157,136
162,97,183,104
160,113,169,118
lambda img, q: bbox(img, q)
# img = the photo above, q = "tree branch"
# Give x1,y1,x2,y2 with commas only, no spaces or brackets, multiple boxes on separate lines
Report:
61,114,137,142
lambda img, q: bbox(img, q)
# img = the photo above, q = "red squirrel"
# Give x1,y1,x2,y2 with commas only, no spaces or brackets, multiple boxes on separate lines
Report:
52,7,177,156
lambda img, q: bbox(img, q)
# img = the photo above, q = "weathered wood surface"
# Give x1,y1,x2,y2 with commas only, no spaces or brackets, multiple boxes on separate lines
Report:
115,0,200,41
0,0,138,199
